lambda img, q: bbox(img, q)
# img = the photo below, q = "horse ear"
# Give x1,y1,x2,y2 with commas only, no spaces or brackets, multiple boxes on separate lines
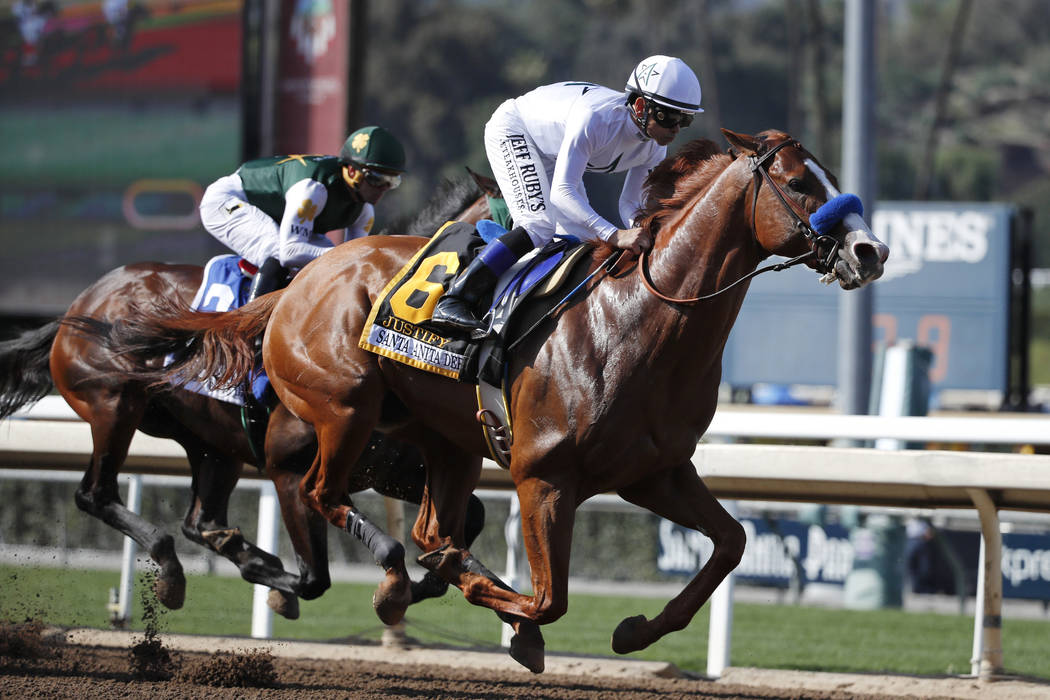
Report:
721,129,760,157
465,166,501,198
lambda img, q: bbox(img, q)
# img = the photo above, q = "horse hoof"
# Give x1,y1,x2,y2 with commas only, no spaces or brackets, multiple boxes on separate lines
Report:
509,623,545,674
153,572,186,610
372,569,411,626
267,588,300,620
611,614,651,654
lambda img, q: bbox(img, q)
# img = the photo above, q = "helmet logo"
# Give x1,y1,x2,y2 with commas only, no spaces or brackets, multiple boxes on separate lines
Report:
297,199,319,223
636,61,660,88
351,132,370,153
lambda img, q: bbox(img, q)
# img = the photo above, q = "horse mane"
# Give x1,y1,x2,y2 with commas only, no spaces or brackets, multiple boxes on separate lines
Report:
637,138,731,238
379,175,483,238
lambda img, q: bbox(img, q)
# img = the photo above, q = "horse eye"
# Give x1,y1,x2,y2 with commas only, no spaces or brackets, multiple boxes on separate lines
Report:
788,178,805,192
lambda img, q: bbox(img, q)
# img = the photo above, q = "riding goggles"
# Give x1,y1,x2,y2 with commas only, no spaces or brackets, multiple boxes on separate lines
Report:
651,105,694,129
361,167,402,189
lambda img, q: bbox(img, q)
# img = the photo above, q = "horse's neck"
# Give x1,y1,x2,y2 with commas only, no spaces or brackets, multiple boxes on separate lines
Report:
647,160,761,330
538,161,760,389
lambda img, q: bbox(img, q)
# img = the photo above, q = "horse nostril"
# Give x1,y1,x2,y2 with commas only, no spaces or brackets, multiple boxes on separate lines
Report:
852,241,888,267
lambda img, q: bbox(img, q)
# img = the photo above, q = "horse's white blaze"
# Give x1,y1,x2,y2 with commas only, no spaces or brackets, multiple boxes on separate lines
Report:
804,158,840,198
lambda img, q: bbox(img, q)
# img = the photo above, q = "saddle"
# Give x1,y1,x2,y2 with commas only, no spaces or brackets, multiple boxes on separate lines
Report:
359,221,592,466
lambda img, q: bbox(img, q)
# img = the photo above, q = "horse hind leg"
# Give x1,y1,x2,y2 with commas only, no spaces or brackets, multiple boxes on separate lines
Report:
176,442,302,619
362,435,487,604
612,461,746,654
299,399,412,626
409,493,485,604
262,406,332,605
75,410,186,610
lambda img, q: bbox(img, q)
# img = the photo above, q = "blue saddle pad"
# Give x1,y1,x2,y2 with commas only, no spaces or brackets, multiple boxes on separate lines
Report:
492,236,581,308
186,255,269,404
191,254,252,312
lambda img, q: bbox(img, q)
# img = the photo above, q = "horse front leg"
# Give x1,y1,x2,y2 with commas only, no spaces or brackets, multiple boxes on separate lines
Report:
74,408,186,610
612,460,746,654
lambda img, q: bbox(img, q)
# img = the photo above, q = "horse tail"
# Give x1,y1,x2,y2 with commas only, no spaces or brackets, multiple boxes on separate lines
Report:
0,320,59,421
62,292,283,392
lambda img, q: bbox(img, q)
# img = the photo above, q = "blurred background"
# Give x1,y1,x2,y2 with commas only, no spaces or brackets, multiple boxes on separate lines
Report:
1,0,1048,407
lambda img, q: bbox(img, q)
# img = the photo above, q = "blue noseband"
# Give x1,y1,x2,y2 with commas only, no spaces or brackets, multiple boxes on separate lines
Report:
809,193,863,236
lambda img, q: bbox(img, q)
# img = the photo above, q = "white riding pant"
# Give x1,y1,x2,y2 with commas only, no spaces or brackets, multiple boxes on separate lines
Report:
198,173,279,268
484,101,592,247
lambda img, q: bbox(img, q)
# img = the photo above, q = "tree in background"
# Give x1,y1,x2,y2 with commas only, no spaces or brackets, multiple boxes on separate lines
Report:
346,0,1047,261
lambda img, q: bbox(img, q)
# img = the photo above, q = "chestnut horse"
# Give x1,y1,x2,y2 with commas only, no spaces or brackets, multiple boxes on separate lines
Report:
75,130,889,671
0,174,492,617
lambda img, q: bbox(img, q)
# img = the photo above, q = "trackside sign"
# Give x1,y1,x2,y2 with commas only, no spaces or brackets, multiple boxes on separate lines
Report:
721,202,1015,392
658,518,853,586
659,518,1050,600
1001,533,1050,599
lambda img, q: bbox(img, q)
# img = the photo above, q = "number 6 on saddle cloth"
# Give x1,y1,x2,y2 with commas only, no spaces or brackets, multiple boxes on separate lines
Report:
358,220,591,466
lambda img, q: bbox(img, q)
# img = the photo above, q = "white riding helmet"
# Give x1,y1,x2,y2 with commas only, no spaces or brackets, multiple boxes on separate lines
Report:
625,55,704,113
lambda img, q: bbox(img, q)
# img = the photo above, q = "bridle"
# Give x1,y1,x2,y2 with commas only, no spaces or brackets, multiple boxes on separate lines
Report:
746,140,840,274
639,139,842,305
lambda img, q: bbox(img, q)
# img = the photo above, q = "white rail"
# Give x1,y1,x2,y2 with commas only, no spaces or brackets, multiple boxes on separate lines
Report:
17,395,1050,445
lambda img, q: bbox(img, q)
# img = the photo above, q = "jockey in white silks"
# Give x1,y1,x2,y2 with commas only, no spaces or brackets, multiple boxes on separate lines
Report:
430,55,703,335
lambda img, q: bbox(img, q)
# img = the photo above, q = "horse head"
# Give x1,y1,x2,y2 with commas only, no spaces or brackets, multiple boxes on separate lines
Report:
722,129,889,290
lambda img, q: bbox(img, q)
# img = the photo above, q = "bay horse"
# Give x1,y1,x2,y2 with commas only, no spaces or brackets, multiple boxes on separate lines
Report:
74,130,889,671
0,174,493,617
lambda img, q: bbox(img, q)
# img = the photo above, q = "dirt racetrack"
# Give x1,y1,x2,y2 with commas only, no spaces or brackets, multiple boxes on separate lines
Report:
4,623,1050,699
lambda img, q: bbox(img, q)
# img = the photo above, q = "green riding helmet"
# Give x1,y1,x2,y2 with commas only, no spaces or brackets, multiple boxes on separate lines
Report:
339,126,406,173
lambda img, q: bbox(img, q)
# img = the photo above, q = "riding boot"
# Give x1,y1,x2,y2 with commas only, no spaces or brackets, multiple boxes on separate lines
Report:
430,226,534,335
242,333,272,463
247,257,288,303
429,256,500,335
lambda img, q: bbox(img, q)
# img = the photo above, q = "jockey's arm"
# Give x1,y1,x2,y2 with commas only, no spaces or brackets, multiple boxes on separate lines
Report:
277,178,335,268
344,202,376,241
549,119,619,243
325,203,375,246
618,164,652,229
605,164,657,254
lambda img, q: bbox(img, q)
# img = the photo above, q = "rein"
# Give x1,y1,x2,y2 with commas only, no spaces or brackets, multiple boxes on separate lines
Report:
638,139,840,305
639,247,814,304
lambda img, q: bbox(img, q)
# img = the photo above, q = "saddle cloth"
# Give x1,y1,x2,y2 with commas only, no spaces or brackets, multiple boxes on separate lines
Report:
174,254,264,406
359,221,481,381
359,221,588,383
359,222,591,467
